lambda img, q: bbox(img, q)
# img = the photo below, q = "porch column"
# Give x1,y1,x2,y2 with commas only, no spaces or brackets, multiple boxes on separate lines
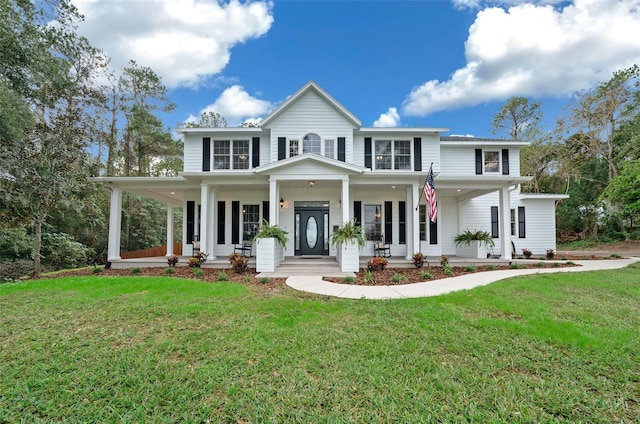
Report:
165,206,174,257
208,189,216,260
269,178,278,225
200,183,210,258
107,187,122,261
411,183,420,258
499,187,512,260
341,177,350,224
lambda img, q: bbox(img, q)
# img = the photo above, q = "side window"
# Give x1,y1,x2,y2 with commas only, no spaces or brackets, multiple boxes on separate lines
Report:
510,209,516,236
324,139,335,159
289,140,299,157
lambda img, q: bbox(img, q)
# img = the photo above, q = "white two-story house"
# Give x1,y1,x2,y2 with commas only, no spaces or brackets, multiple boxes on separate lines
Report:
99,81,567,265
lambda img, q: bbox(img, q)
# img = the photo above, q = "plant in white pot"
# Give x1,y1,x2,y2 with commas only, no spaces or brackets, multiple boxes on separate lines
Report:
454,229,495,259
331,220,366,272
253,220,289,272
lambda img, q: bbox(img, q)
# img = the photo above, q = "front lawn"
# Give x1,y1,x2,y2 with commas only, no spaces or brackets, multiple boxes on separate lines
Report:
1,264,639,422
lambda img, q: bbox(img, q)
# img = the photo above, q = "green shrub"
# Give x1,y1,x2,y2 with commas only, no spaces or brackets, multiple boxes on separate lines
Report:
217,271,229,281
510,263,522,269
164,267,175,275
443,266,454,277
486,264,496,271
92,266,103,274
0,260,33,282
41,232,92,270
611,253,621,259
243,275,252,283
192,268,204,278
534,262,545,268
259,277,270,284
364,270,374,284
0,228,33,262
342,276,355,284
566,261,575,265
390,273,406,283
464,266,476,272
421,271,432,280
130,267,142,274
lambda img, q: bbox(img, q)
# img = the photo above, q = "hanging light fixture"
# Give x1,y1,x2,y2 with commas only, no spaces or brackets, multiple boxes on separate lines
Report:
309,180,315,187
280,197,285,208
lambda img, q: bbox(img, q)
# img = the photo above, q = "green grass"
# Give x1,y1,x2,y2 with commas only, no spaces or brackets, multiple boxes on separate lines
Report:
1,264,640,422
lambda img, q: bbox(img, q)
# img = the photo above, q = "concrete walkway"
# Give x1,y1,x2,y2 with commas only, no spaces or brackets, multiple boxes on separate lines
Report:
286,257,640,300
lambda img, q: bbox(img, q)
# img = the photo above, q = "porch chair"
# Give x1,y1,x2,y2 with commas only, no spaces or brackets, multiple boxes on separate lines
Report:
373,235,391,258
192,237,201,257
234,234,254,258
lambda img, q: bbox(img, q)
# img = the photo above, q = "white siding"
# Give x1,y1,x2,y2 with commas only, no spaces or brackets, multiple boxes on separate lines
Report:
512,198,558,255
266,90,355,164
183,134,201,172
440,146,519,177
460,192,502,255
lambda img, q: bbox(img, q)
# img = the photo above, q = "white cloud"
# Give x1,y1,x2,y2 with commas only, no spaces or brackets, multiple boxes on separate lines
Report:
373,107,401,127
73,0,274,88
404,0,640,116
201,85,274,126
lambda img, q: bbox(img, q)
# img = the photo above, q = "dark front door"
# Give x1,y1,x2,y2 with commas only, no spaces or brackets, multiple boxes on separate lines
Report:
298,208,326,255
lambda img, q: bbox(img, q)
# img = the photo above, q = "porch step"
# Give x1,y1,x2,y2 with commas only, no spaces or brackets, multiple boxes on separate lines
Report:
258,257,353,278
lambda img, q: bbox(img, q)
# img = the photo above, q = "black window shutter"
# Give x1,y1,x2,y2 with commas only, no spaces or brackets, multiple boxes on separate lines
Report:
475,149,483,175
202,137,211,171
384,201,392,244
338,137,346,162
262,200,270,223
429,219,437,245
217,201,225,244
491,206,499,238
413,137,422,171
232,201,240,244
187,201,195,243
399,201,406,244
502,149,509,175
364,137,372,169
353,201,362,225
278,137,286,160
252,137,260,168
518,206,526,238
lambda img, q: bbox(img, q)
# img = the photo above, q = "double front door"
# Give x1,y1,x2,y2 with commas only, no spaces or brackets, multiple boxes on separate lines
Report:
295,207,329,256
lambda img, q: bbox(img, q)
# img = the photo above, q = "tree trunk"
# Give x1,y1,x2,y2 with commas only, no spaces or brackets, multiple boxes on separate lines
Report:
34,219,42,278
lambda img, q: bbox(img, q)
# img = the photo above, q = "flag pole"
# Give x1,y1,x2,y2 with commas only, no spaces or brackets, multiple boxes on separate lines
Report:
415,162,433,211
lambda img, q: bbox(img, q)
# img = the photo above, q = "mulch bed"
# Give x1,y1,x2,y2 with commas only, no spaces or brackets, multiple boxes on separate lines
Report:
324,260,582,286
44,253,620,290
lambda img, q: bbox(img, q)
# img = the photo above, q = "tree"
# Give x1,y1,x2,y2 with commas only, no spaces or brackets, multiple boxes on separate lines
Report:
0,0,107,277
601,160,640,230
568,65,640,181
178,111,227,128
491,96,542,141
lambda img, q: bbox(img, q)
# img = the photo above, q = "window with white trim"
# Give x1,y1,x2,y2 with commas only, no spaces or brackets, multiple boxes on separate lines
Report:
213,140,250,169
289,139,299,157
324,139,334,159
302,133,321,154
242,204,259,240
375,139,411,170
484,151,500,173
364,204,382,241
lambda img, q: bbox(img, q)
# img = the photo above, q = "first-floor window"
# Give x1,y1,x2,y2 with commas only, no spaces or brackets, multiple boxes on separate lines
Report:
419,205,427,241
364,204,382,241
243,204,259,240
510,209,516,236
518,206,526,238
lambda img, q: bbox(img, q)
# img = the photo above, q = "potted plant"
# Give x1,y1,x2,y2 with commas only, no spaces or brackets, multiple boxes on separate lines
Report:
454,229,495,259
331,220,366,272
253,220,289,272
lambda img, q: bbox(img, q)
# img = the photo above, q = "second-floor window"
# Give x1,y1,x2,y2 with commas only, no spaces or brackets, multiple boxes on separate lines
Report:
484,151,500,173
289,134,334,158
375,139,411,170
213,140,250,170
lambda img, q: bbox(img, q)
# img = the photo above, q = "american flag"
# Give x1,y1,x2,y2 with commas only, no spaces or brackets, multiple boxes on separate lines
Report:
423,164,437,223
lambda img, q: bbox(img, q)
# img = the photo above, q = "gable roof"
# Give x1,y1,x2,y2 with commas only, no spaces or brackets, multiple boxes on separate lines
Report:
260,81,361,128
255,153,364,175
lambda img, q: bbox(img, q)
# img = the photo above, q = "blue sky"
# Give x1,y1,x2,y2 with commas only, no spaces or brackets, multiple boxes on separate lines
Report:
73,0,640,138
